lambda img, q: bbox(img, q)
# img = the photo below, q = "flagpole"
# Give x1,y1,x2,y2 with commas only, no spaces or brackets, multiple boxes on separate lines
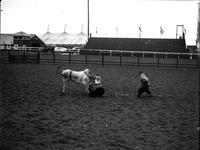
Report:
64,24,67,33
139,31,141,38
81,24,84,33
116,26,118,37
96,27,98,36
47,24,50,33
139,24,141,38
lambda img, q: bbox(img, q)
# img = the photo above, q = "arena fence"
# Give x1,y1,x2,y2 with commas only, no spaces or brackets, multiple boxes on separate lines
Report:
0,47,199,69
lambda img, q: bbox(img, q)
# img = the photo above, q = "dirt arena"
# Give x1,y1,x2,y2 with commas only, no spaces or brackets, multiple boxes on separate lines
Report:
0,63,199,150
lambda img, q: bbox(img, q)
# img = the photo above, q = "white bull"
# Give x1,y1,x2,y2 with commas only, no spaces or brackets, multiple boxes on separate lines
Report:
58,67,101,94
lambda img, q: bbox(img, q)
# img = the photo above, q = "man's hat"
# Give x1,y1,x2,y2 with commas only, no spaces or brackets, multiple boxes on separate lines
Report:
138,70,143,75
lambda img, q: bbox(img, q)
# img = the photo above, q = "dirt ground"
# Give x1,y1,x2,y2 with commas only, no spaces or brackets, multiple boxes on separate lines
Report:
0,63,199,150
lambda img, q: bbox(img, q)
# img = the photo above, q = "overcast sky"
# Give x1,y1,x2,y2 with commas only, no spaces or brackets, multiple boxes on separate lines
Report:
1,0,199,45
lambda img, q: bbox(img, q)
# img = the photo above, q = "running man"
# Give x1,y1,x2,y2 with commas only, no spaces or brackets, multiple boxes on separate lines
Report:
137,71,152,98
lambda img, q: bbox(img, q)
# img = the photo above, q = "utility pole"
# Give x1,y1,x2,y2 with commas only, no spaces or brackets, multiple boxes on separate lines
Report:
87,0,90,40
197,1,200,52
0,0,2,43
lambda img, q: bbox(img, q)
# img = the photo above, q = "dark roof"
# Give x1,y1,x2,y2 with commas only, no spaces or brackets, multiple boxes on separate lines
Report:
14,31,36,39
85,37,186,53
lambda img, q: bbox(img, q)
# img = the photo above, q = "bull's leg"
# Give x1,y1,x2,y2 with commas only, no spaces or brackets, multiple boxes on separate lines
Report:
84,84,90,94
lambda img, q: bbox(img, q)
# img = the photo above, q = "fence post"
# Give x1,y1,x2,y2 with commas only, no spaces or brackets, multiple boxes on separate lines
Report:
120,54,122,66
69,52,71,64
37,50,40,63
102,55,104,66
8,49,11,62
23,50,25,62
137,55,140,67
53,51,55,63
176,55,179,68
85,54,88,64
157,55,160,68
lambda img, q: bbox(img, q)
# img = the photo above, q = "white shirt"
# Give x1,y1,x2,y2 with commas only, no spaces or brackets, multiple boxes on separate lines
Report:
140,73,149,81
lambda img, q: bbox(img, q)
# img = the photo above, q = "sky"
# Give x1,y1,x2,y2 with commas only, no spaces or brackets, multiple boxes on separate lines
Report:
0,0,199,45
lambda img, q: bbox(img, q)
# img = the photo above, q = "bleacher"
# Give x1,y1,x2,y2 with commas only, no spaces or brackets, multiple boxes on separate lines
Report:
84,37,187,53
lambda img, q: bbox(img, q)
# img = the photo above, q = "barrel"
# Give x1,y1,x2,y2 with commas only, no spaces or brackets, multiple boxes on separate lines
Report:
89,84,105,97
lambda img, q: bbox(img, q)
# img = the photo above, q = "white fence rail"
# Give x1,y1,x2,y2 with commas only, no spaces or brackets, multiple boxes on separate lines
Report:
81,48,199,57
0,45,45,51
0,48,199,69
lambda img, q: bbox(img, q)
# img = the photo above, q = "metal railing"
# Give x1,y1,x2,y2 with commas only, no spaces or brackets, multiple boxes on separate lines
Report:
0,48,199,69
0,45,45,51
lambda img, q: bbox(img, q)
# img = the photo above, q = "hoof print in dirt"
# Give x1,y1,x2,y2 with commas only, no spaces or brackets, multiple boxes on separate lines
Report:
89,84,105,97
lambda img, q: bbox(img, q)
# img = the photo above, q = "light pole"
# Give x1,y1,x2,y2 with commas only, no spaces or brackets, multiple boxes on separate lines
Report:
87,0,90,40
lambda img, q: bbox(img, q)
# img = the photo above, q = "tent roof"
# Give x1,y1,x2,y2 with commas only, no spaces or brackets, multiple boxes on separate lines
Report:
39,32,87,45
14,31,30,36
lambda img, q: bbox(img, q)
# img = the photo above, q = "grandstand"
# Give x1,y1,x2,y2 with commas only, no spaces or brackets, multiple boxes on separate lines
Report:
84,37,187,53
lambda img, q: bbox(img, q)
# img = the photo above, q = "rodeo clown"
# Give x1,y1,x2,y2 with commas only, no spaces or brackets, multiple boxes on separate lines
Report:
137,71,153,98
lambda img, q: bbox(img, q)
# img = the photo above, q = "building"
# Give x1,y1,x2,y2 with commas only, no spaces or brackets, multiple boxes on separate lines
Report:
85,37,187,53
0,31,45,49
0,34,14,47
13,31,45,47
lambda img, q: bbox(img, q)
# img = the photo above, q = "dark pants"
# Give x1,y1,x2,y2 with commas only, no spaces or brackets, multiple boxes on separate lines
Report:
138,82,152,98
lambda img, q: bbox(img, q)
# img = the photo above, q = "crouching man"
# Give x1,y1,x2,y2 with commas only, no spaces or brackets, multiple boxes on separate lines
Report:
137,71,152,98
89,75,105,97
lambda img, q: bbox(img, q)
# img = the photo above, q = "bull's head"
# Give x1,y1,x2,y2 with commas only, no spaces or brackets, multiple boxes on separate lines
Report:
84,69,101,85
84,69,92,77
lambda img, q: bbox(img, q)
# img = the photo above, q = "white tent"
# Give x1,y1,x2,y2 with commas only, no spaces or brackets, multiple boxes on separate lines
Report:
39,32,87,46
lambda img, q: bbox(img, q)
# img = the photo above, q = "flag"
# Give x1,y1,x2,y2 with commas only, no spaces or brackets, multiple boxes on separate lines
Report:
116,27,118,32
138,25,142,32
160,26,164,35
96,27,98,34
